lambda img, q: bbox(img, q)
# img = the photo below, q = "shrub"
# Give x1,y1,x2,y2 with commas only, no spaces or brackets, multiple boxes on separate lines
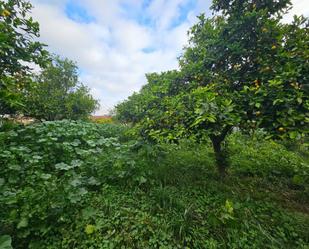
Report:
91,116,113,124
0,120,131,247
229,133,308,179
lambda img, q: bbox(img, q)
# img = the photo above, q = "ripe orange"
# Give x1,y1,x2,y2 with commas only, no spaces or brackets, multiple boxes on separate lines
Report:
1,9,11,17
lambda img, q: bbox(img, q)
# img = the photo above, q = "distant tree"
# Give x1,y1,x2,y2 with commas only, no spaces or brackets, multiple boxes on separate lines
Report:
24,56,99,120
64,85,100,120
116,0,309,177
0,0,48,115
115,70,187,124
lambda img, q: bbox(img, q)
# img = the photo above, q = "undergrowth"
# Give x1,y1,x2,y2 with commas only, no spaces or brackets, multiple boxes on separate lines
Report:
0,121,308,248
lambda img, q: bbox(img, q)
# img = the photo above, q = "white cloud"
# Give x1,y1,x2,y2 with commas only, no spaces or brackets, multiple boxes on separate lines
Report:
29,0,203,114
284,0,309,23
146,0,187,30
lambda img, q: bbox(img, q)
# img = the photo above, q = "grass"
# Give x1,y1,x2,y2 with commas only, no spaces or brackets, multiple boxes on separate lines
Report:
0,121,308,248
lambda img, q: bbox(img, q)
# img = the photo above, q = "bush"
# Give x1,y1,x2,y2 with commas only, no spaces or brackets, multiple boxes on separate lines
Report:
91,116,113,124
0,118,22,132
229,133,308,179
0,120,132,247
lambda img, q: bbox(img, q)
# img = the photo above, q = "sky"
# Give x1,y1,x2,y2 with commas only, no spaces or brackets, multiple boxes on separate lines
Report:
28,0,309,115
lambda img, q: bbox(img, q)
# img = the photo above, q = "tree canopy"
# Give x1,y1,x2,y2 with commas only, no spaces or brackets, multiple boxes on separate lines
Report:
0,1,99,120
0,0,48,115
24,56,99,120
116,0,309,176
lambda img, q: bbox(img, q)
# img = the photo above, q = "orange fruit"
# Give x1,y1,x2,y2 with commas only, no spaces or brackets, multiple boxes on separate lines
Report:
1,9,11,17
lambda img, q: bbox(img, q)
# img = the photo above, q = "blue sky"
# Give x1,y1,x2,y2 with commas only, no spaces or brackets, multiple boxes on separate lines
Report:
65,0,96,24
29,0,308,114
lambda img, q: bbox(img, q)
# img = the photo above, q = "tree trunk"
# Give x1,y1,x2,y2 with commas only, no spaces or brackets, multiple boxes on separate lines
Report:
211,137,228,177
210,127,232,178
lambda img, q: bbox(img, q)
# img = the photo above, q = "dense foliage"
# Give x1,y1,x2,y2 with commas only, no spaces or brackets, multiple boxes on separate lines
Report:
0,121,308,248
91,116,114,124
0,0,48,115
0,1,98,119
24,56,99,120
1,0,308,248
115,0,309,176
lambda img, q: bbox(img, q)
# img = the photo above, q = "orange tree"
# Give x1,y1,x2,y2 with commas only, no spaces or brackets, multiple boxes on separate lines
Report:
0,0,48,115
115,70,188,126
116,0,308,176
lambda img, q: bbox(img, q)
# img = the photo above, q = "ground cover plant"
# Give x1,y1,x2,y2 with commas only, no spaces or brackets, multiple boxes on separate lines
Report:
0,121,308,248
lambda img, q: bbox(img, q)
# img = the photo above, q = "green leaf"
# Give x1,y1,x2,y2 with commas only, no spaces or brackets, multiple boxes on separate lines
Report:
17,217,28,229
55,162,71,170
70,178,82,187
0,235,13,249
273,99,283,105
87,177,100,186
84,224,96,235
138,176,147,184
40,173,51,180
206,116,216,123
71,159,83,168
289,131,298,139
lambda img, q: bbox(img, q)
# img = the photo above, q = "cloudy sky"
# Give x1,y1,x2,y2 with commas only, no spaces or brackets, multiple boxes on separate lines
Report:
29,0,309,115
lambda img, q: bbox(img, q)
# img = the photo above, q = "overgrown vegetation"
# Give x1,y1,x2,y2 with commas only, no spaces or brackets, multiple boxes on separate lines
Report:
0,121,308,248
0,0,308,248
116,0,309,176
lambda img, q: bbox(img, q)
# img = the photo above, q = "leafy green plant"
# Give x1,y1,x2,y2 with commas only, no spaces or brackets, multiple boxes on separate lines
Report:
0,0,48,115
0,235,13,249
229,133,307,178
116,0,309,177
24,56,99,121
91,116,113,124
0,121,308,248
0,120,132,247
